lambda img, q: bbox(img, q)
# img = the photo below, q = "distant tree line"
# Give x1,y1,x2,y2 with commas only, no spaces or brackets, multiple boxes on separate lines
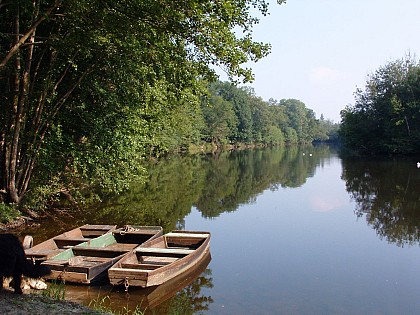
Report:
339,55,420,155
200,81,338,147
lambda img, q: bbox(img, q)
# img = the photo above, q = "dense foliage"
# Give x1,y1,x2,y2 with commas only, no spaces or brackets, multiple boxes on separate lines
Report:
201,81,338,146
0,0,278,206
339,56,420,155
0,0,336,211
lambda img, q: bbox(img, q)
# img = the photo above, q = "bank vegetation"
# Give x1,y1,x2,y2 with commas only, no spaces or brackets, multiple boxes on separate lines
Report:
0,1,339,221
339,55,420,155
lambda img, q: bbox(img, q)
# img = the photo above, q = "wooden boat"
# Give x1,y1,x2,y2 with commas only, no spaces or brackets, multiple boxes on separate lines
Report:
108,230,211,289
139,251,212,309
61,252,211,311
41,226,163,284
25,224,117,261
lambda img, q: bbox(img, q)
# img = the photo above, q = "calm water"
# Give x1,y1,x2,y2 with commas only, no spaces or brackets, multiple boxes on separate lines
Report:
23,145,420,314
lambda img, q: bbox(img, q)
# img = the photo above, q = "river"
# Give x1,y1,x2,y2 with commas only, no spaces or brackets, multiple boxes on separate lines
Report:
23,145,420,314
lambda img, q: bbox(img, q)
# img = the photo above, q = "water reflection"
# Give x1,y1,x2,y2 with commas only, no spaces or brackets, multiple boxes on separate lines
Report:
19,145,420,314
91,145,333,227
64,252,213,314
23,145,420,249
20,145,335,255
341,157,420,246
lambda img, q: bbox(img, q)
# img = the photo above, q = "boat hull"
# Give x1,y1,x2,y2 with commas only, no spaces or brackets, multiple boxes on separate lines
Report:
25,224,117,261
108,231,211,288
41,226,163,284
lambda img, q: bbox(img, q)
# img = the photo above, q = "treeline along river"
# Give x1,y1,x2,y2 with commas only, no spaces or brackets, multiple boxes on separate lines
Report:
23,145,420,314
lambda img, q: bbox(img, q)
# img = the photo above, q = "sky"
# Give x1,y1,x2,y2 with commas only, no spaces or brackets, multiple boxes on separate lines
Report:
228,0,420,122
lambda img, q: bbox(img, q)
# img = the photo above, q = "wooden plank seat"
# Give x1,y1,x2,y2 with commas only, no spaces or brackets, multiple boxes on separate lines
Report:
43,259,70,267
44,256,112,271
80,224,116,230
116,230,163,235
54,237,89,242
73,245,136,253
102,243,139,251
135,247,194,258
72,247,129,258
165,233,209,247
120,262,167,270
26,249,64,258
54,237,89,247
67,257,113,273
44,262,88,273
80,225,116,237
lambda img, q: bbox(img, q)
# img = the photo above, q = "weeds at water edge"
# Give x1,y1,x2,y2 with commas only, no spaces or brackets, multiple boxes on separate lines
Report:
89,295,145,315
40,280,66,301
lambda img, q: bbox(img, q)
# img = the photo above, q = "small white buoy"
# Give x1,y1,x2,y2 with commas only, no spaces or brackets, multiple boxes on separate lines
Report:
417,162,420,168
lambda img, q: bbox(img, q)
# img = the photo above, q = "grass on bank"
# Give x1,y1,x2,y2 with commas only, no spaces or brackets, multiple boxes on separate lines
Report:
40,280,66,301
89,295,145,315
0,203,20,224
37,281,144,315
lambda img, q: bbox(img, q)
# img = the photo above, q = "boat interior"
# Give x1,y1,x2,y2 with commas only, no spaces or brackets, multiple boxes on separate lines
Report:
117,233,209,271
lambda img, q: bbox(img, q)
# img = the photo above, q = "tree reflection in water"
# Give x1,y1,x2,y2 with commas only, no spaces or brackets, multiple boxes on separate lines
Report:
24,144,419,249
20,145,420,314
150,267,213,315
87,144,332,229
341,157,420,247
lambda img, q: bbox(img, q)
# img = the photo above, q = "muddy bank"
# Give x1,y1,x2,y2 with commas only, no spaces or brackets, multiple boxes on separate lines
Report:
0,216,41,232
0,289,111,315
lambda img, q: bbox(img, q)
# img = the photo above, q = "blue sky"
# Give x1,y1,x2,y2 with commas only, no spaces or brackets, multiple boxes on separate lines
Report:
233,0,420,122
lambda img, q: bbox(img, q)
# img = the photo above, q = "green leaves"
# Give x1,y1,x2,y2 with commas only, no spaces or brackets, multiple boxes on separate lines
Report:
202,81,328,145
1,0,280,205
340,55,420,155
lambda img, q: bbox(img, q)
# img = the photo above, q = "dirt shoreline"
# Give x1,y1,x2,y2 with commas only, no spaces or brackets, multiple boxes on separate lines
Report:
0,289,111,315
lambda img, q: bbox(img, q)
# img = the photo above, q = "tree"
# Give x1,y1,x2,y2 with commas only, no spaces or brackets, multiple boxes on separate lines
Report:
209,82,254,142
249,95,270,143
201,93,237,145
339,55,420,154
314,116,339,142
0,0,281,205
280,99,316,143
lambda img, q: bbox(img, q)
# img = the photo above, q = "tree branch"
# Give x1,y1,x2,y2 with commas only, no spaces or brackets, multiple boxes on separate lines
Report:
0,1,60,68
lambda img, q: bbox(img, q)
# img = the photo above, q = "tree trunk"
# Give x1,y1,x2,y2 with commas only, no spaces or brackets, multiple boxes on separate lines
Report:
404,115,410,136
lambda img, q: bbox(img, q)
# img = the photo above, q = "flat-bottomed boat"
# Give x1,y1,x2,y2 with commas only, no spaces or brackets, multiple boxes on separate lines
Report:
108,230,210,289
25,224,117,261
41,226,163,284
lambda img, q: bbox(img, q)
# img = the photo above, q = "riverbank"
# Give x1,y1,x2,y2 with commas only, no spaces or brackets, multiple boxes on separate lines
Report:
0,218,112,314
0,289,111,315
0,216,36,231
